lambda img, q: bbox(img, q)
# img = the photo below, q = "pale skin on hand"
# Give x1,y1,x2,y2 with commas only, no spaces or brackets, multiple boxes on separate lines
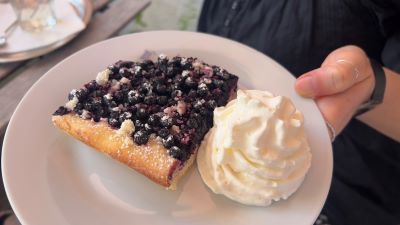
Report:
295,45,400,142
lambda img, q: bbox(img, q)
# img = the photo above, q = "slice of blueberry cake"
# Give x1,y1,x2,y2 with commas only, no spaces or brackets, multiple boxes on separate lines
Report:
52,55,238,189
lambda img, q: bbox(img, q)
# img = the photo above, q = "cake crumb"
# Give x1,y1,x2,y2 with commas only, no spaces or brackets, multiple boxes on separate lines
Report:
118,119,135,136
96,69,110,85
65,96,79,110
177,101,187,115
120,77,130,84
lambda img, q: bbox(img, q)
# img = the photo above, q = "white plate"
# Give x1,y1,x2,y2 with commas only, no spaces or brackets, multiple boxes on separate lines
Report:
2,31,332,225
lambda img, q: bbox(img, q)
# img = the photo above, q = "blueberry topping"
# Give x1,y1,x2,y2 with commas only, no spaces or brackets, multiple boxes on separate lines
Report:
119,60,134,68
197,86,208,97
206,100,217,110
162,135,175,148
109,118,120,128
160,116,173,128
84,80,98,91
157,96,168,106
166,66,177,78
148,114,160,126
188,90,197,98
158,128,170,138
169,146,187,161
68,89,88,101
171,90,182,98
113,91,125,103
53,106,70,115
184,77,197,89
119,112,132,123
127,91,143,104
136,107,148,119
53,57,238,162
119,68,131,77
144,95,156,105
155,84,167,94
187,118,199,128
144,123,153,132
134,119,144,129
134,130,150,145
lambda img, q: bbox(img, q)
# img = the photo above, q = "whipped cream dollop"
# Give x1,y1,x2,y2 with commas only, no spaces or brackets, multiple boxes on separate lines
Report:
197,89,312,206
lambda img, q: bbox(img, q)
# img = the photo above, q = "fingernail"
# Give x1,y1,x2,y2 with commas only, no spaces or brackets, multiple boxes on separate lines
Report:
295,75,315,97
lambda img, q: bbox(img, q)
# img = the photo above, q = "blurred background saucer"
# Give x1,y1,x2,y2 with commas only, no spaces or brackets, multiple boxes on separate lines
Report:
0,0,92,63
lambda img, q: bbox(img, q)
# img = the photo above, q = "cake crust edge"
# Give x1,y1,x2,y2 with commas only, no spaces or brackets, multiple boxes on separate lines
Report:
52,114,194,189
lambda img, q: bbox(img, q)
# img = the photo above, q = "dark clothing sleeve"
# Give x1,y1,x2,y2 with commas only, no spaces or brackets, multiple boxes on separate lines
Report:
198,1,400,224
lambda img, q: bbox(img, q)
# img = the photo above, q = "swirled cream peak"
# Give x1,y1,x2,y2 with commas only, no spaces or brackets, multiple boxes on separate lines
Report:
197,89,311,206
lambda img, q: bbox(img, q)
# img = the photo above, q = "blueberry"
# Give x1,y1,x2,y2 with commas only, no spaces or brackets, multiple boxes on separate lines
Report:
222,72,232,80
144,95,156,105
107,64,119,74
169,146,187,161
93,89,105,98
184,77,197,89
144,123,153,132
118,60,134,68
199,108,210,116
109,110,120,120
74,103,84,111
212,79,224,88
206,100,217,110
99,108,109,117
120,84,132,93
159,64,168,73
119,112,132,123
187,118,199,128
162,135,175,148
188,90,197,98
171,57,182,66
127,93,142,104
119,68,131,77
108,118,120,128
160,116,173,128
155,84,167,94
68,89,88,101
134,130,150,145
93,115,101,122
158,128,170,138
107,101,118,109
173,75,185,85
157,96,168,106
149,105,161,114
113,91,124,102
148,114,160,126
212,88,222,97
139,84,152,94
166,66,177,78
153,75,165,84
109,71,122,80
158,56,168,65
84,102,96,111
53,106,70,116
84,80,98,92
134,119,144,129
126,105,137,114
197,86,208,97
136,107,148,119
171,90,182,98
141,60,154,70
